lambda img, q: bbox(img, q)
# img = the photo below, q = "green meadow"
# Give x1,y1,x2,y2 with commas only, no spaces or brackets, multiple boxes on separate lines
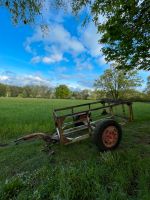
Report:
0,98,150,200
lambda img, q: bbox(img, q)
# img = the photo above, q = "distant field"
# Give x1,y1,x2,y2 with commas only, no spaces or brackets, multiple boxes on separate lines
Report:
0,98,89,142
0,98,150,200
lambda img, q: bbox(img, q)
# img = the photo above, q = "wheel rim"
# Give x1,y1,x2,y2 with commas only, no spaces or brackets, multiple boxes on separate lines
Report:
102,126,119,148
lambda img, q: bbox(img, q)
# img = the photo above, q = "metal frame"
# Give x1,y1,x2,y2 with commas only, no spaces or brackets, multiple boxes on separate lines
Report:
53,99,133,145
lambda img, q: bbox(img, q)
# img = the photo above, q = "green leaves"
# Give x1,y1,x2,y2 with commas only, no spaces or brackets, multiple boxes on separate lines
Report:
0,0,42,25
72,0,150,71
94,0,150,70
94,65,142,99
55,84,71,99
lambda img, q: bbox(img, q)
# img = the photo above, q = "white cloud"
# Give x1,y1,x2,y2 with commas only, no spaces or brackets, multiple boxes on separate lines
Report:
74,56,93,71
31,56,41,64
31,53,64,64
24,23,85,64
24,43,33,54
21,75,51,86
42,57,52,64
76,61,93,71
50,71,98,90
0,69,99,91
42,53,63,64
76,64,93,71
67,82,92,91
23,6,109,71
41,0,72,24
80,23,102,57
0,71,51,87
0,75,9,81
98,56,107,65
78,22,110,68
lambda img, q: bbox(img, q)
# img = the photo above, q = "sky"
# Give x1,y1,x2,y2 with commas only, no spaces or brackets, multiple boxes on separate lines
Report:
0,4,149,91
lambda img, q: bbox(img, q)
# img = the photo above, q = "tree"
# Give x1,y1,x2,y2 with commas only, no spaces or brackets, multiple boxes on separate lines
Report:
0,0,42,25
94,65,142,100
81,89,90,100
29,85,53,98
55,85,71,99
9,86,22,97
22,86,32,98
91,90,107,100
0,83,6,96
1,0,149,71
5,85,11,97
145,76,150,94
72,91,82,99
0,0,64,26
72,0,150,71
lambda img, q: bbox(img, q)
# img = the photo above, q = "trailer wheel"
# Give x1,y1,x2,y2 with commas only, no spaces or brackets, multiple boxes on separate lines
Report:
93,119,122,151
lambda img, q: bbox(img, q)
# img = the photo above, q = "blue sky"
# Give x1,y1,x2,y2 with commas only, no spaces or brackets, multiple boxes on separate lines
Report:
0,5,149,90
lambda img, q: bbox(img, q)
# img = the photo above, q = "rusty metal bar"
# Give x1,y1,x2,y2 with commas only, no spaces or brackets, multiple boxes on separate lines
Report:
55,102,128,118
54,100,104,112
52,100,133,145
55,99,132,112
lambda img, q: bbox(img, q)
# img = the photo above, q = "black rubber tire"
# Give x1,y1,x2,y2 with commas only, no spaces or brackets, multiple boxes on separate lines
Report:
93,119,122,152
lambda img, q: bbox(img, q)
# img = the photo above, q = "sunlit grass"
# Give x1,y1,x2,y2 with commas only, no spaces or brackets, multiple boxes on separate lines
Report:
0,98,150,199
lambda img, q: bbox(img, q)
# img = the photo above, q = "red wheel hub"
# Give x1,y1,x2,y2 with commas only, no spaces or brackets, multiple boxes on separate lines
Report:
102,126,119,148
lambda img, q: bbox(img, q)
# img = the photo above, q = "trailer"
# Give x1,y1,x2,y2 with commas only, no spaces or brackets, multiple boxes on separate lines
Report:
52,99,134,151
1,99,133,152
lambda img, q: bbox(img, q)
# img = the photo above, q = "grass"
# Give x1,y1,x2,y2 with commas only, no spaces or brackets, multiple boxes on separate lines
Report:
0,97,150,200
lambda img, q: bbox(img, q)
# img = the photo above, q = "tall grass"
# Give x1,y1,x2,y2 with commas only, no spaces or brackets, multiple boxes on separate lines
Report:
0,98,89,142
0,151,150,200
0,98,150,199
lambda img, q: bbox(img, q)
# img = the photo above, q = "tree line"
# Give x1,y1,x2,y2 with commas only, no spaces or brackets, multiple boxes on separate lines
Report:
0,68,150,101
0,82,149,101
